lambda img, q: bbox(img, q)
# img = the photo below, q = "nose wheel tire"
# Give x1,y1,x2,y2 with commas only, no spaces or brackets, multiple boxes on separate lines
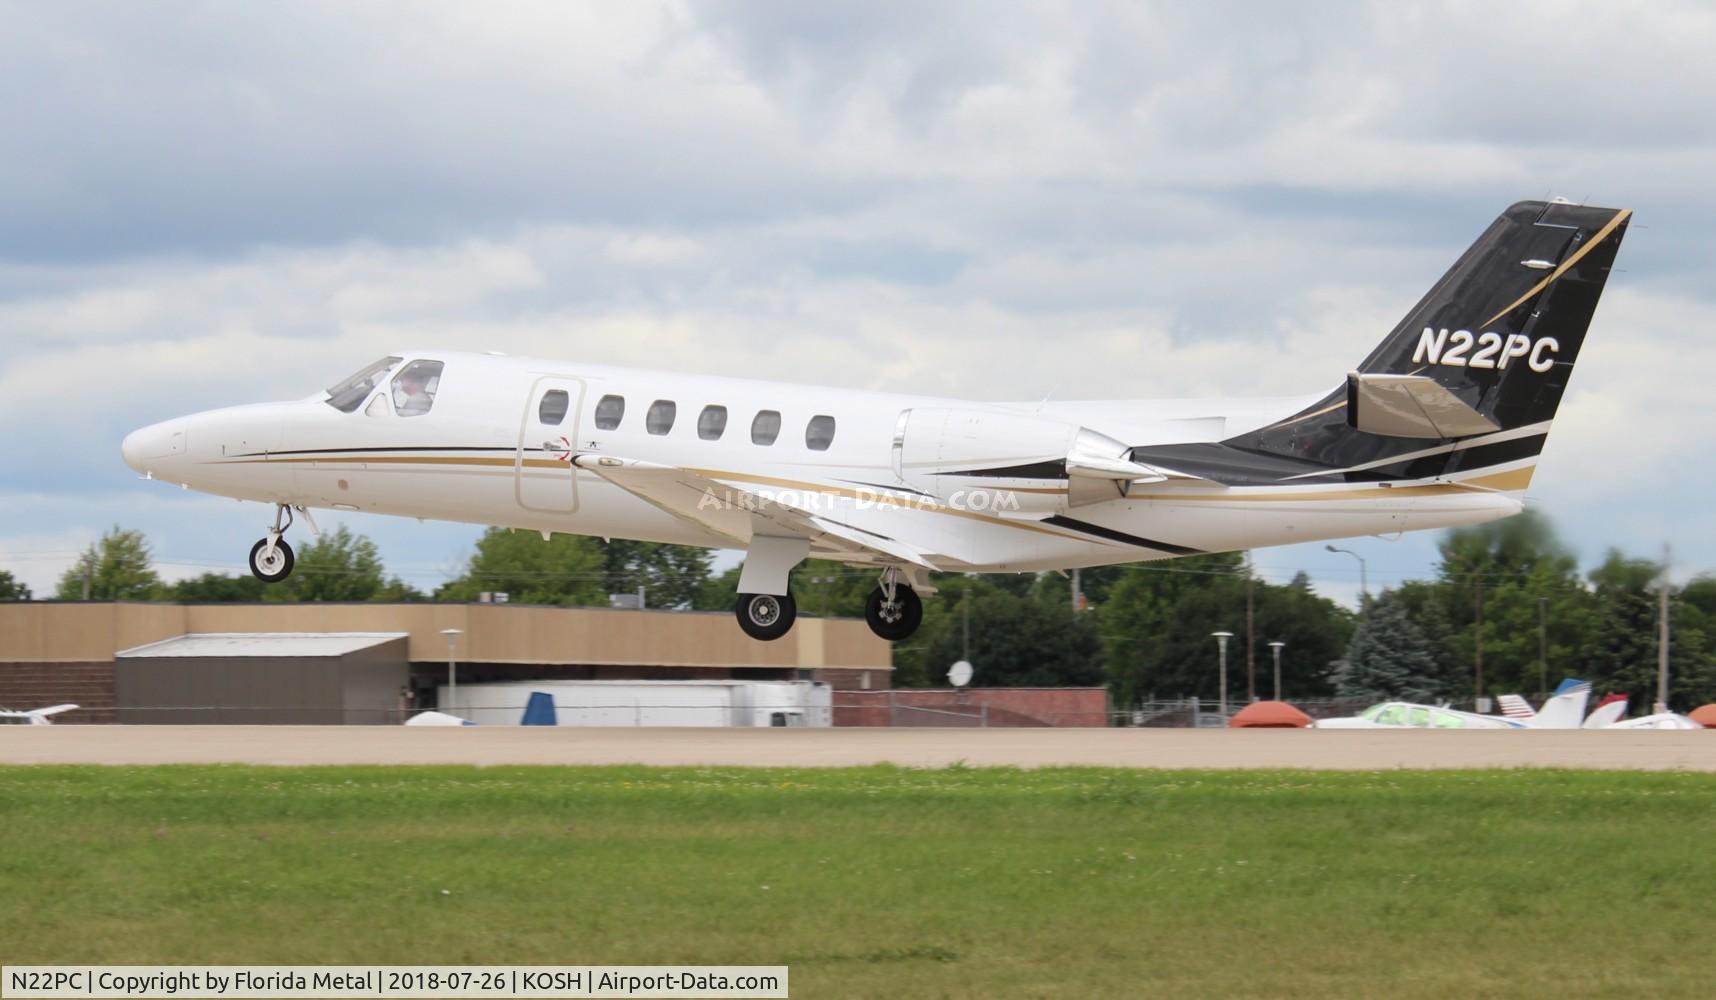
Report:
248,538,295,583
865,584,922,641
736,592,797,641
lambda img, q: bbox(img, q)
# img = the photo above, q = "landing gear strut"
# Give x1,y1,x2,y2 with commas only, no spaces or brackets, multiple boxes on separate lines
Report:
735,592,797,642
865,568,922,641
248,503,315,584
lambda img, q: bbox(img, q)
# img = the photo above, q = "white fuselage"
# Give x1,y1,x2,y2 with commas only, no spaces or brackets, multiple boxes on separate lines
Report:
121,350,1528,574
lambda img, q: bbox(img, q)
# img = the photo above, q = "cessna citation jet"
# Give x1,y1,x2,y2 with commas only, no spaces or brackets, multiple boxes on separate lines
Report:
122,200,1629,643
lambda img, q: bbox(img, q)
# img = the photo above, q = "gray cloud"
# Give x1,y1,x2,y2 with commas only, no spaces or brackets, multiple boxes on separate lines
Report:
2,0,1711,598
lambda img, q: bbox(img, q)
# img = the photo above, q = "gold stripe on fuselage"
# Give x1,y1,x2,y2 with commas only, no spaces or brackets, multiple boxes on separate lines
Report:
208,453,1530,546
1125,466,1533,502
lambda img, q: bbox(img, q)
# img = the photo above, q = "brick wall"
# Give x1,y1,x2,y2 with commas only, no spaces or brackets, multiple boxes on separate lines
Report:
0,662,116,724
834,687,1108,727
812,667,891,691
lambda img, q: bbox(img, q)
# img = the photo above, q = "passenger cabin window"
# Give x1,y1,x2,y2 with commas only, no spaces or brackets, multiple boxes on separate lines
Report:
594,394,625,430
325,356,403,413
646,400,677,435
390,359,444,417
751,410,782,445
698,405,728,441
539,390,570,426
805,414,836,451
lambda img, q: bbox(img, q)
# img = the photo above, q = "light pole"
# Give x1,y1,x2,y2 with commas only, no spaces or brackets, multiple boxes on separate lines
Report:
1537,596,1548,700
1211,631,1234,717
440,628,463,714
1325,545,1368,604
1268,641,1285,701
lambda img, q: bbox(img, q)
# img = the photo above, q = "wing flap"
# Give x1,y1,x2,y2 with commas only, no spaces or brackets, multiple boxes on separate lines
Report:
575,455,942,570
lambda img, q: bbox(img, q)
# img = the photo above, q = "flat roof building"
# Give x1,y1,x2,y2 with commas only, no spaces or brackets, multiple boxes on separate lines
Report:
0,602,891,724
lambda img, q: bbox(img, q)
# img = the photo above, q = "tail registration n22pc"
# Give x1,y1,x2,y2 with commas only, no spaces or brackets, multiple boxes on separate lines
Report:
123,201,1628,642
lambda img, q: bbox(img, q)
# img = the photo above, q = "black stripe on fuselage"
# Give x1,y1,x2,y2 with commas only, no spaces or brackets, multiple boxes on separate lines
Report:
953,460,1070,479
235,445,534,458
1041,515,1203,556
1128,432,1548,486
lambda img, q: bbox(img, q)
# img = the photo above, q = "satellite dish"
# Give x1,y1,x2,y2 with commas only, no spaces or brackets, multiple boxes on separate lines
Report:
949,660,974,688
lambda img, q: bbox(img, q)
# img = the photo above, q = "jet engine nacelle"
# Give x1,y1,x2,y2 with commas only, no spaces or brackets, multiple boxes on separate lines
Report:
892,408,1163,513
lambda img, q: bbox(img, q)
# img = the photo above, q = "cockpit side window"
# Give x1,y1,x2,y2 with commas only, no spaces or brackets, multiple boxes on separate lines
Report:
390,360,444,418
325,356,403,413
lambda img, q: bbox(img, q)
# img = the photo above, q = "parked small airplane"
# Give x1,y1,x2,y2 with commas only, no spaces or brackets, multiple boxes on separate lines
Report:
1582,693,1631,728
1513,690,1706,729
121,200,1630,642
0,704,79,725
402,691,556,727
403,710,474,727
1606,707,1705,730
1314,702,1521,730
1317,680,1591,730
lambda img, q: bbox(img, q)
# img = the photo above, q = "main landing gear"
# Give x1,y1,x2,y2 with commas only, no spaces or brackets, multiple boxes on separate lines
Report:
736,568,923,642
735,592,798,642
248,503,317,583
864,568,922,642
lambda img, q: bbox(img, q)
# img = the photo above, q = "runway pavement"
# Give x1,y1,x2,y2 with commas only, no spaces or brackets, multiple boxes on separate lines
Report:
1,726,1714,769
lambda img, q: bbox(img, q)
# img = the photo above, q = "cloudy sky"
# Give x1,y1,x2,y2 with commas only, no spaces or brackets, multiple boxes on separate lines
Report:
3,0,1711,602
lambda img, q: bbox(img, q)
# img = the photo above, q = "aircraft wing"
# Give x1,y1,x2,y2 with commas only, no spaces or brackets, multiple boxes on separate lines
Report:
0,704,78,725
573,455,942,570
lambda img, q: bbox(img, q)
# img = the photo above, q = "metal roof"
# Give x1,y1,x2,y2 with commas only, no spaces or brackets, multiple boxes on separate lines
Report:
116,632,410,659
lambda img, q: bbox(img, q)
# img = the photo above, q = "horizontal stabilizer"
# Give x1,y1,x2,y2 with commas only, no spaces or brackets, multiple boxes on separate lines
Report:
1346,372,1501,439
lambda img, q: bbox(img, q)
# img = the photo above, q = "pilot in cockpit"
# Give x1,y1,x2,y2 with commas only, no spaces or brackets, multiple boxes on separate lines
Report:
391,360,443,417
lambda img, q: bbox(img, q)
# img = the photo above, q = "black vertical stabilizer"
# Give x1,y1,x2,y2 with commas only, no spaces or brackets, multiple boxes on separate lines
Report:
1130,200,1630,485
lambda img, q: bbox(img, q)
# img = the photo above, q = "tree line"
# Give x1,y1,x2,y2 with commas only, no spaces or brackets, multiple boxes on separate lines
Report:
4,512,1710,709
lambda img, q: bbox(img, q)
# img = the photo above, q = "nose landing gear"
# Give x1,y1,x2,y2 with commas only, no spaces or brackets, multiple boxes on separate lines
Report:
864,567,923,641
248,503,316,583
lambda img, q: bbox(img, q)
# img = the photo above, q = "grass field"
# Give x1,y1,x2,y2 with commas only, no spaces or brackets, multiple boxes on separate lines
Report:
1,766,1713,998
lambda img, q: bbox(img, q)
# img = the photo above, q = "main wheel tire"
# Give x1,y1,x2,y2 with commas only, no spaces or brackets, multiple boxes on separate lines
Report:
735,592,797,641
865,585,923,641
248,537,295,583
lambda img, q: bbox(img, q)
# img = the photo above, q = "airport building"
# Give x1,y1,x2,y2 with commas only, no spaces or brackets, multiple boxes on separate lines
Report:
0,601,891,725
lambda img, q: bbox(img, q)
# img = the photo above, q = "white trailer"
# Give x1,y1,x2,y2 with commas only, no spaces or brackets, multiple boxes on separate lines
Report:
436,679,833,727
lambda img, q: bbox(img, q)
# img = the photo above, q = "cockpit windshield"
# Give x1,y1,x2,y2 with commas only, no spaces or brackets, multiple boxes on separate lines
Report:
325,356,403,413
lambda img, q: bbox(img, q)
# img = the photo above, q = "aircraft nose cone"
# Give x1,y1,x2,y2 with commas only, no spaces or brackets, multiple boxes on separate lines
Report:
121,419,187,473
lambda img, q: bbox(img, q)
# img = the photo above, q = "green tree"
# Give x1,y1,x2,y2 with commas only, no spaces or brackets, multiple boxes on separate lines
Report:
265,525,417,602
1338,592,1443,701
792,560,874,617
600,541,715,609
1097,553,1246,706
1251,575,1354,700
168,572,266,603
911,583,1104,688
1435,511,1594,701
1584,550,1666,709
1670,577,1716,709
1389,580,1462,695
0,569,30,601
55,526,160,600
436,528,606,606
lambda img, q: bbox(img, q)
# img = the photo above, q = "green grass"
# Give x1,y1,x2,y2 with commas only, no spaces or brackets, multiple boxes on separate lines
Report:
2,766,1714,998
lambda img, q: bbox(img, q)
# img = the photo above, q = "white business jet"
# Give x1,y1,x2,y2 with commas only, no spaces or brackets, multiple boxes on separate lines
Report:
121,201,1630,643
